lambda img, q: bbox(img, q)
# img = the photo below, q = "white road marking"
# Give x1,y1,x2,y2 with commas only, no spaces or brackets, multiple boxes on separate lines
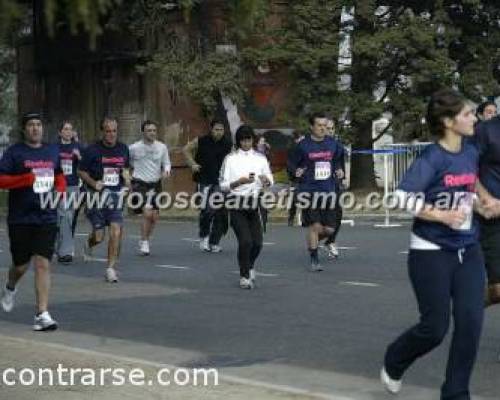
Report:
399,250,409,255
85,257,108,262
263,242,275,246
75,233,87,237
339,281,380,288
341,219,355,226
181,238,200,242
231,271,279,277
156,264,191,270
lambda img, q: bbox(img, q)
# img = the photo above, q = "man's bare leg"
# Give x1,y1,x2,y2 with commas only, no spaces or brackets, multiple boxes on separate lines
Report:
33,255,51,314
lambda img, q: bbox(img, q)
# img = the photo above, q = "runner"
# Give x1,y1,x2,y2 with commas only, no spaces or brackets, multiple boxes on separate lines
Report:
129,120,171,256
476,100,497,122
288,113,344,271
219,125,273,289
0,112,66,330
78,117,131,283
287,130,305,226
56,120,82,264
473,114,500,306
183,119,232,252
381,89,490,399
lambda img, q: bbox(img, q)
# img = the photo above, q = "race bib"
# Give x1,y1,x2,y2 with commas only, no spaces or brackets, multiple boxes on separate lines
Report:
33,168,54,194
61,159,73,176
103,168,120,187
314,161,331,181
454,191,474,231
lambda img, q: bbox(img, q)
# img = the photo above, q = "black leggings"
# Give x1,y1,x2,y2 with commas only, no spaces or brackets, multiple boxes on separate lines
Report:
230,209,263,279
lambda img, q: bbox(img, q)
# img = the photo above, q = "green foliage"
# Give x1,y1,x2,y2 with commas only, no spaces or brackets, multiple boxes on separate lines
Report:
0,0,21,41
140,37,247,115
43,0,122,47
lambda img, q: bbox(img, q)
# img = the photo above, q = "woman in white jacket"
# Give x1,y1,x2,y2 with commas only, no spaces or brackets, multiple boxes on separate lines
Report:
219,125,274,289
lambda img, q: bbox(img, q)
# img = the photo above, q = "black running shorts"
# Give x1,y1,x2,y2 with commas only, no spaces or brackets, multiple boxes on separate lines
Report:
8,224,58,266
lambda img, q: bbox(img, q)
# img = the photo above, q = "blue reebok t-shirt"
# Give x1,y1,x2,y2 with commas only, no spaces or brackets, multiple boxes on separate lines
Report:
289,135,344,193
78,141,130,192
58,141,82,187
399,142,479,250
0,143,61,225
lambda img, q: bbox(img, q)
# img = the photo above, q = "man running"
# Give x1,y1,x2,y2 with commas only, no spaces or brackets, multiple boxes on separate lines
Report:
0,112,66,330
288,113,344,271
129,120,171,255
56,120,82,264
183,119,232,252
78,117,131,283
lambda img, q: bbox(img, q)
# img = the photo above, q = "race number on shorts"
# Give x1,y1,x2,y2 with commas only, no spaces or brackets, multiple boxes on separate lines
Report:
61,159,73,176
32,168,54,193
103,168,120,186
314,161,331,180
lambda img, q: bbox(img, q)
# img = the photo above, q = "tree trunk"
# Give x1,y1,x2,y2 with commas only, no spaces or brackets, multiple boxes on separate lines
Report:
349,120,378,190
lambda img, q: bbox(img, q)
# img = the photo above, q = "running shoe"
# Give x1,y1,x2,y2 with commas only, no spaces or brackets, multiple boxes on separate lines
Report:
139,240,150,256
327,243,339,259
380,367,402,394
210,244,222,253
1,286,16,313
105,267,119,283
199,237,211,252
239,277,253,289
58,255,73,264
33,311,58,331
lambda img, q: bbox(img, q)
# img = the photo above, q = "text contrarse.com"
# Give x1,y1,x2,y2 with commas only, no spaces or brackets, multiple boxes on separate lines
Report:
1,365,219,387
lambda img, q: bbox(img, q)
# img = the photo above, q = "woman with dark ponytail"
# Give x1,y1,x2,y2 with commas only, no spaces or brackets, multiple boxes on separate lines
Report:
381,89,491,399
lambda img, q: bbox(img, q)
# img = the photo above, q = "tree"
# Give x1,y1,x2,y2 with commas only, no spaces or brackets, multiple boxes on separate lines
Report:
250,1,500,188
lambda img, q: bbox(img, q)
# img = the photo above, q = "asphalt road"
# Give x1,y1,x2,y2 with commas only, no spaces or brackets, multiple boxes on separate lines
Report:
0,218,499,399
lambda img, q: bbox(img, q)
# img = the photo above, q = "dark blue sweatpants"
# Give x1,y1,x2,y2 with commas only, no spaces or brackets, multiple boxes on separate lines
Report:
384,244,485,400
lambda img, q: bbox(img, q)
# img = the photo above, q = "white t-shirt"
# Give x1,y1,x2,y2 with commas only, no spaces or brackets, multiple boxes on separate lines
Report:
129,140,171,183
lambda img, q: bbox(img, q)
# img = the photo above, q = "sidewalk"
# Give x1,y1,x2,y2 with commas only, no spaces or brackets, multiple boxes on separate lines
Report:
0,335,323,400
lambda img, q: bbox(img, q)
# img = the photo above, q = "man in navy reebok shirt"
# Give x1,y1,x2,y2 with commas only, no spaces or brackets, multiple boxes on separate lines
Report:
78,117,131,283
0,112,66,331
288,113,344,271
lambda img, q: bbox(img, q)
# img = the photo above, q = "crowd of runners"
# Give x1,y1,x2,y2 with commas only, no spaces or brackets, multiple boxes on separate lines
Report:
0,89,500,399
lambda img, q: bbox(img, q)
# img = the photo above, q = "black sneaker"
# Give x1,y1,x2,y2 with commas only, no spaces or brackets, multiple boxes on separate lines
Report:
58,255,73,264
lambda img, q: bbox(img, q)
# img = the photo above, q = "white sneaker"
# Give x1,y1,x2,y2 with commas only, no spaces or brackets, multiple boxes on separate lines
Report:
239,277,253,289
33,311,58,331
200,237,211,252
1,286,16,313
380,367,402,394
105,268,119,283
139,240,150,256
210,244,222,253
327,243,339,259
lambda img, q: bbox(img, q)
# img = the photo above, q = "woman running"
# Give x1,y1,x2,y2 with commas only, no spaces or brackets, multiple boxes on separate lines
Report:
381,89,490,400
